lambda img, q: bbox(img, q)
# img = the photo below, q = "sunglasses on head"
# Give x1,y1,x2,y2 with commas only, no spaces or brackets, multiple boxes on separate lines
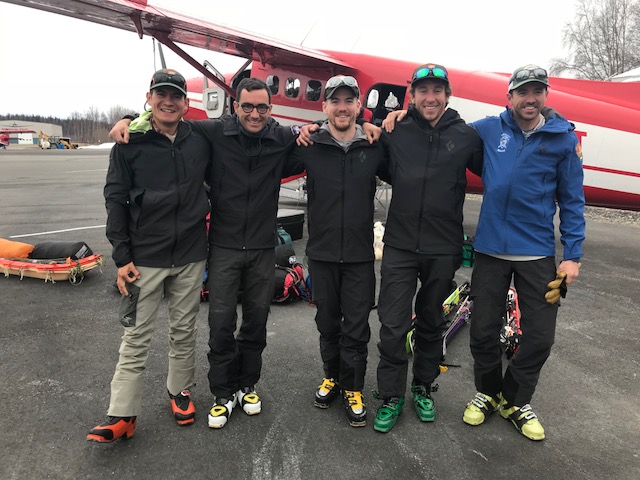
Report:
326,76,358,89
413,67,448,82
239,102,270,114
513,68,548,81
153,72,186,85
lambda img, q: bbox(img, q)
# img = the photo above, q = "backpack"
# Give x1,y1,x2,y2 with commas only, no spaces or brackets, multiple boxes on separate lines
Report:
272,244,311,303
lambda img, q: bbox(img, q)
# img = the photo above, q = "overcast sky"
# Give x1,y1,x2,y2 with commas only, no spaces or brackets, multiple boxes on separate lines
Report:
0,0,579,118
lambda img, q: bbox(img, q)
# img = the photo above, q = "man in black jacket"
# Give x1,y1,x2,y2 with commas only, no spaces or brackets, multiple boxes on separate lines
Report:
88,69,211,442
289,76,389,427
193,79,302,428
373,64,483,433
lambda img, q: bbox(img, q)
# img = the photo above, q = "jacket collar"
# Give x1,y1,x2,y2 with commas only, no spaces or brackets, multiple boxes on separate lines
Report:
130,120,192,144
408,106,463,130
222,114,280,141
501,107,575,134
310,121,368,146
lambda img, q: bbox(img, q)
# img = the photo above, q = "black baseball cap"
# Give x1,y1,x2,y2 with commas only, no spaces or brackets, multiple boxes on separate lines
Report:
411,64,449,87
150,68,187,96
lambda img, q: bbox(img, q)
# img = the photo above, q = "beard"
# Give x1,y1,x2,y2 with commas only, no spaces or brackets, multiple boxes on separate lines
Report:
330,115,354,132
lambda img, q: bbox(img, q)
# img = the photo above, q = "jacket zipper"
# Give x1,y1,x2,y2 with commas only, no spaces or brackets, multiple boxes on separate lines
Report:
340,153,346,263
243,154,254,250
171,142,180,266
417,133,433,251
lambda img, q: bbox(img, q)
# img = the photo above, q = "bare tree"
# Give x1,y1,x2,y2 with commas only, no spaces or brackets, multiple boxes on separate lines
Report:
550,0,640,80
106,105,134,125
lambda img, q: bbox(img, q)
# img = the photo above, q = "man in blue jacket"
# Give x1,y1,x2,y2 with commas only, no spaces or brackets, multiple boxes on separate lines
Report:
463,65,585,441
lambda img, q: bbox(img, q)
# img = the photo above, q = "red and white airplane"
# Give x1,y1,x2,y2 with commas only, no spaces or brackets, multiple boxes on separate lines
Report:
4,0,640,210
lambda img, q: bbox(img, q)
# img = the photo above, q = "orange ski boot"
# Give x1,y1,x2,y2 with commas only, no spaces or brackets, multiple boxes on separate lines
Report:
87,416,136,443
169,390,196,426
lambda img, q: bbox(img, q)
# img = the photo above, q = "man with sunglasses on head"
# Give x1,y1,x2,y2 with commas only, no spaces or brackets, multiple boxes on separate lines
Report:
88,69,211,442
373,64,483,433
461,65,584,441
288,75,389,427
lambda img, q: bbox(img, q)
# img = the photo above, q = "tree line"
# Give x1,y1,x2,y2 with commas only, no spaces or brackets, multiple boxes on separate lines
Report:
0,105,131,144
551,0,640,79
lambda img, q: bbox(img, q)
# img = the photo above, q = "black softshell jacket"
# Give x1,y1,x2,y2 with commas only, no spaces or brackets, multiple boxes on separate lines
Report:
383,107,483,254
104,122,211,268
289,126,390,263
190,116,301,250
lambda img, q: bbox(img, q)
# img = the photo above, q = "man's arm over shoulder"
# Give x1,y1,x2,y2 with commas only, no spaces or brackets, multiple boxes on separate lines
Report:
283,142,306,179
376,135,392,184
467,127,484,177
272,122,306,179
186,116,226,142
469,117,490,138
274,122,301,146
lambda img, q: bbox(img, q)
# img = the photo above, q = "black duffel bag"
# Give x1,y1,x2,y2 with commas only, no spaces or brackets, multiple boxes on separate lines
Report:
29,241,93,260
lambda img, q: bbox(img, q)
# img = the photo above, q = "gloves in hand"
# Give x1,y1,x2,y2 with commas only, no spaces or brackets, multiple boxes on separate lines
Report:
545,271,567,304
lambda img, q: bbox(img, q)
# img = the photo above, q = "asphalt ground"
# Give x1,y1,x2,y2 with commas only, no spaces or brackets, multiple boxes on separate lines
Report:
0,148,638,480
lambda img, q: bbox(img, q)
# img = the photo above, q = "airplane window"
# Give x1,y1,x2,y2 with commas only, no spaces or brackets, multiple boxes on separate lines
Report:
306,80,322,101
266,75,279,95
285,77,300,98
367,90,379,109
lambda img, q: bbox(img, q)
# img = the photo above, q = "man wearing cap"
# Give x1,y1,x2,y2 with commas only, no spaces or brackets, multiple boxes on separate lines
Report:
88,69,211,442
373,64,483,433
462,65,584,440
289,75,389,427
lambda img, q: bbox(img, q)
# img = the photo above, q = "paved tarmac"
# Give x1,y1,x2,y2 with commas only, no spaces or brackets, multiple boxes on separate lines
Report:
1,148,639,480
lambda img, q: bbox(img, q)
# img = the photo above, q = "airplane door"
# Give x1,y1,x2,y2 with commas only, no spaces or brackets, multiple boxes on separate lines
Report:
365,84,407,126
202,60,228,119
202,87,226,119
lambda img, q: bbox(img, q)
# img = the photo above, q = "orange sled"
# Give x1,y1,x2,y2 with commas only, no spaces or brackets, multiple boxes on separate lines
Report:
0,254,103,284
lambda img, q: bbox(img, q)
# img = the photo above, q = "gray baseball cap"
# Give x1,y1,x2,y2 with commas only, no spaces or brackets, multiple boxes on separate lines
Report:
324,75,360,100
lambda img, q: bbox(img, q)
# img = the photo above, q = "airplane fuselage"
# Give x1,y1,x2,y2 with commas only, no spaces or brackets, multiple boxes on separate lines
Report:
185,51,640,211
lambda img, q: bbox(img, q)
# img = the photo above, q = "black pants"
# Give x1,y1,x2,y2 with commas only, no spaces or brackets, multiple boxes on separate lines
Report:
207,246,275,398
470,253,559,405
309,260,375,391
376,246,461,399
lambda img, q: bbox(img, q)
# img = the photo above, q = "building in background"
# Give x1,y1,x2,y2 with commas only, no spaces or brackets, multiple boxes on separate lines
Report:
609,67,640,82
0,120,62,145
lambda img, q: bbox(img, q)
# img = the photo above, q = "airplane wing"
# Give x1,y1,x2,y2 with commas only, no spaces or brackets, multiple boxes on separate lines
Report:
1,0,354,70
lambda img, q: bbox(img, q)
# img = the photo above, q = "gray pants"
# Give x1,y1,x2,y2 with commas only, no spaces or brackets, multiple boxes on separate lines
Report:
108,260,206,417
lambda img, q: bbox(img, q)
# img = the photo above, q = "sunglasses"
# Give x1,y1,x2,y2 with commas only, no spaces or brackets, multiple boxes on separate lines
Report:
326,76,358,89
412,67,448,82
513,68,548,81
152,72,186,85
239,102,270,114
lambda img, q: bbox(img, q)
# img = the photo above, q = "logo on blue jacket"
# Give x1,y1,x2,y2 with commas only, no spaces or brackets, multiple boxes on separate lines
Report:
497,133,510,153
